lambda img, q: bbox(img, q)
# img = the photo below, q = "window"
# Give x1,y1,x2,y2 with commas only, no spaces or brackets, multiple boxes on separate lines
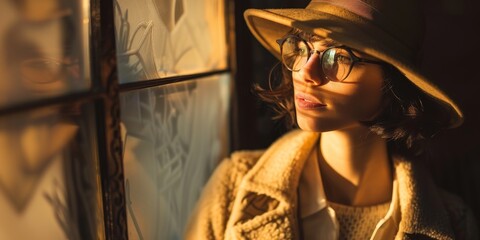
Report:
0,0,232,239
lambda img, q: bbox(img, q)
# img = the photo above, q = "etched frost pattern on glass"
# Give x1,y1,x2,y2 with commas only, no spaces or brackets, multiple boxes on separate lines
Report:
114,0,227,83
0,104,104,240
120,74,230,239
0,0,91,108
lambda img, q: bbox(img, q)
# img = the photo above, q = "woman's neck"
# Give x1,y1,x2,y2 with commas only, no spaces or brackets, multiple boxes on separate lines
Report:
318,125,392,206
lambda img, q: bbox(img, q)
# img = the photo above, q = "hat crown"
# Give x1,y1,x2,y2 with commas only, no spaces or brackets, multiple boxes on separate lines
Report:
308,0,425,56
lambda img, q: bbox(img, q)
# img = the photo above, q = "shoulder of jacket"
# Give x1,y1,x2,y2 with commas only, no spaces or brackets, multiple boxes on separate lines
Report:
439,189,471,219
228,149,265,170
226,129,306,170
184,150,266,239
208,149,265,189
439,189,479,239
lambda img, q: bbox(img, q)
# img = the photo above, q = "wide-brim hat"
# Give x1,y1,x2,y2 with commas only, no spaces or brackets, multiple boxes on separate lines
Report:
244,0,463,128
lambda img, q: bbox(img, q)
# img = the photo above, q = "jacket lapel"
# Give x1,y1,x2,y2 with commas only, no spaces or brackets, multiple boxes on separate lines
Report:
226,130,319,239
394,158,455,240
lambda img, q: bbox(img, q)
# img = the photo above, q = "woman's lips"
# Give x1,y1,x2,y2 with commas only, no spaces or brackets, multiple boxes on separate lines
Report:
295,94,327,109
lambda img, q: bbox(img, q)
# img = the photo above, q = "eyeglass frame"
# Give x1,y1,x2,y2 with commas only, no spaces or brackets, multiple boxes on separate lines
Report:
276,34,384,82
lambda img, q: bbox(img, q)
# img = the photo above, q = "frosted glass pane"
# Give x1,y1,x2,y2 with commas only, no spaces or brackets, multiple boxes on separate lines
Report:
120,73,230,239
114,0,228,83
0,0,91,108
0,104,104,240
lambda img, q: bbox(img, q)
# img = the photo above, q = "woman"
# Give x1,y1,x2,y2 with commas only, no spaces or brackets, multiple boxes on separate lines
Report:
185,0,478,239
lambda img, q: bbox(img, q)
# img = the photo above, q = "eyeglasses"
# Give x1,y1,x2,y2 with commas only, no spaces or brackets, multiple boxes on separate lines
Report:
276,35,383,82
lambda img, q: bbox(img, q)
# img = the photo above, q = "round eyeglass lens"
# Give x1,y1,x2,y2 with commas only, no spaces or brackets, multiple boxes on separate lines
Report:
281,36,309,72
322,48,353,81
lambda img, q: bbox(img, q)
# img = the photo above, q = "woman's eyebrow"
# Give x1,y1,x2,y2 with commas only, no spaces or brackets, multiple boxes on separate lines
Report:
314,39,339,48
309,38,339,48
298,31,339,47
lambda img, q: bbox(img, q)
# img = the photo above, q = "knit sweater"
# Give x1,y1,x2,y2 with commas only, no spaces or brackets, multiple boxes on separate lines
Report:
328,201,390,240
185,130,479,239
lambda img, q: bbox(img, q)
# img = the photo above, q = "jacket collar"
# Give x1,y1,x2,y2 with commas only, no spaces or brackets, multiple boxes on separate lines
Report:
394,158,455,239
230,130,454,239
226,130,318,238
240,130,319,204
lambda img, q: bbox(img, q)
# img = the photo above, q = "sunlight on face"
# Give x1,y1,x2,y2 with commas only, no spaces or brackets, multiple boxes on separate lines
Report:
292,37,384,132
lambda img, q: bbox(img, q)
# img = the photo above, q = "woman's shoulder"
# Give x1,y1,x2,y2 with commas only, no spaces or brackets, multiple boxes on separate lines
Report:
228,149,266,169
206,149,266,191
438,189,480,239
223,129,313,172
184,149,267,239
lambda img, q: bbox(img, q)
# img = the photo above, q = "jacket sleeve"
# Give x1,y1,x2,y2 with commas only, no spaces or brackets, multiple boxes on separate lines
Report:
184,158,234,240
184,150,264,239
186,149,267,240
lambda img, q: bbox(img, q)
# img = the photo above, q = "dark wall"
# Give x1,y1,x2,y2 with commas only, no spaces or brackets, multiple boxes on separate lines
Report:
232,0,480,227
423,0,480,227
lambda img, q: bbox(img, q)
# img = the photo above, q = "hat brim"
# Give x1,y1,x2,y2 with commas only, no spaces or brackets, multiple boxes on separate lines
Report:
244,8,463,128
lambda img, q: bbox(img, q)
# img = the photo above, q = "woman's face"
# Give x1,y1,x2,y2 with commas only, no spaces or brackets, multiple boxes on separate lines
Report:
292,37,385,132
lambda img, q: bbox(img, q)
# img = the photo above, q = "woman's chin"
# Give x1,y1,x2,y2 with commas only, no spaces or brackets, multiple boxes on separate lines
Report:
296,118,335,133
296,114,359,133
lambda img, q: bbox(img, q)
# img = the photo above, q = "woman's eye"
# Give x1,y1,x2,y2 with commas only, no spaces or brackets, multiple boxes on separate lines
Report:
295,46,308,56
335,54,351,64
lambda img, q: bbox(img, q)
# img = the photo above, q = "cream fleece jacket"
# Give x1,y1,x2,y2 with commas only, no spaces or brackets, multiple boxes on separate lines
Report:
185,130,478,240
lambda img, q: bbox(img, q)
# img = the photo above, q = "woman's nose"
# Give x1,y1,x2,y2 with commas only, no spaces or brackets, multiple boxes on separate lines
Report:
298,51,328,86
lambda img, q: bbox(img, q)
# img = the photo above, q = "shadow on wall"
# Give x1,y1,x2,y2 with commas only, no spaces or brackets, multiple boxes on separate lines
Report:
422,0,480,228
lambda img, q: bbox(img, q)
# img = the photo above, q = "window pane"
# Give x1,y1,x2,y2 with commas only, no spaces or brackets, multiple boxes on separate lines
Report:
0,103,104,240
114,0,228,83
120,73,230,239
0,0,91,108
